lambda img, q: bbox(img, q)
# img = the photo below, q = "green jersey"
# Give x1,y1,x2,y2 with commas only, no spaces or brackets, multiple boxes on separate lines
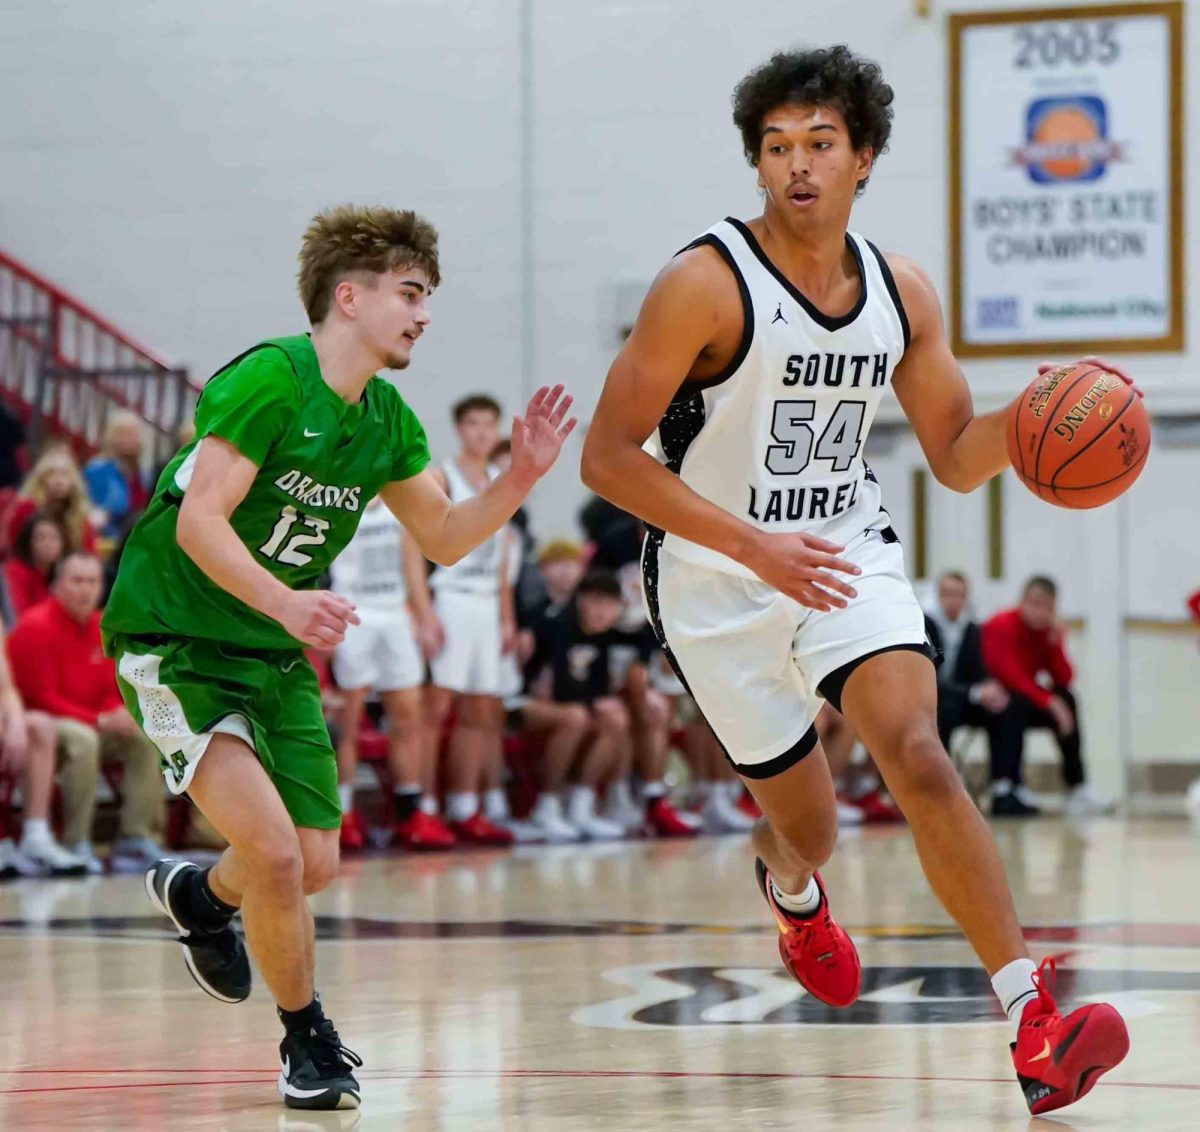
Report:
102,335,430,652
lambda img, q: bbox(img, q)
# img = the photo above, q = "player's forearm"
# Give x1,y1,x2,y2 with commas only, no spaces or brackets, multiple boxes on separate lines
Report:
403,536,435,619
434,469,537,565
581,441,760,565
935,406,1012,493
177,511,292,625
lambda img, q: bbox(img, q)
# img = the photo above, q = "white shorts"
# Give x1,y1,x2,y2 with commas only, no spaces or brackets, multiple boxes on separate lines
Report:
644,527,930,779
428,588,504,696
332,606,424,692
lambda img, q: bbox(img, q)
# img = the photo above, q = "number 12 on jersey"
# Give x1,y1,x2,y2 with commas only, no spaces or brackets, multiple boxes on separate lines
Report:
259,504,330,566
765,400,866,476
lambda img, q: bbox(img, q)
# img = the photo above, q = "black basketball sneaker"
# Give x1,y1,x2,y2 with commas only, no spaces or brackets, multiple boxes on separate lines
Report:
144,858,251,1003
278,1015,363,1110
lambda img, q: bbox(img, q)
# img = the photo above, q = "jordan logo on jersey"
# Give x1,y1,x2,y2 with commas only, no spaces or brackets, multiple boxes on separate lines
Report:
772,303,787,325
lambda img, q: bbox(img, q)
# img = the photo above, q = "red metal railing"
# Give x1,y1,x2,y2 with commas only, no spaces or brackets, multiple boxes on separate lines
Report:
0,247,198,463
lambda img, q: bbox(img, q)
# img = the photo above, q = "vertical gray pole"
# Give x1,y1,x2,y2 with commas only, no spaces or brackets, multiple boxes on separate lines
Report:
518,0,535,405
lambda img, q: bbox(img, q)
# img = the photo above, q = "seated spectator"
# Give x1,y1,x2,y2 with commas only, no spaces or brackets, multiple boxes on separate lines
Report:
4,446,97,557
85,411,150,540
6,552,164,871
520,570,642,841
4,512,66,619
0,621,87,877
924,570,1013,808
981,576,1114,818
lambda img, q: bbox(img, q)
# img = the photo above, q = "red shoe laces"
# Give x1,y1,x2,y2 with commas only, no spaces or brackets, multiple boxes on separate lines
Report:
1024,957,1060,1027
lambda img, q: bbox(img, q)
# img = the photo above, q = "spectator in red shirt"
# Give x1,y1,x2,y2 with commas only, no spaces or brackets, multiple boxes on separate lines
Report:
6,552,163,871
4,512,65,620
982,576,1113,818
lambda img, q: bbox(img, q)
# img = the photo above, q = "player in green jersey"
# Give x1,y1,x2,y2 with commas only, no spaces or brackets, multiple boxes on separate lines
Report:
105,205,576,1111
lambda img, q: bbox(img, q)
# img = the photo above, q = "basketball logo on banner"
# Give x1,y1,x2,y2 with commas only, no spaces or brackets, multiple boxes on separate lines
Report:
949,4,1184,356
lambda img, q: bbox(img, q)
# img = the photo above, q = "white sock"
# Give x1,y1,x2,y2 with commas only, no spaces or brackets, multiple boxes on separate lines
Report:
568,785,597,824
446,792,477,823
641,780,667,801
21,818,51,843
771,875,821,917
484,788,509,822
337,784,354,814
991,958,1039,1040
420,795,439,816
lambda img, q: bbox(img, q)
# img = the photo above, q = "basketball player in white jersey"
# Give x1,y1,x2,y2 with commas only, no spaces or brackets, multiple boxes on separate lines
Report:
582,46,1135,1116
409,394,516,845
329,496,455,850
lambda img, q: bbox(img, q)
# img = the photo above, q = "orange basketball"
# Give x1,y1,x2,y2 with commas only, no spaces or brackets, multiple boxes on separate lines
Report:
1007,363,1150,509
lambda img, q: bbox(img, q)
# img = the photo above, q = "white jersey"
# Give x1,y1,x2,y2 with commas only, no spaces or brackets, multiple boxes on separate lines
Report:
328,499,406,609
429,459,505,595
645,217,908,578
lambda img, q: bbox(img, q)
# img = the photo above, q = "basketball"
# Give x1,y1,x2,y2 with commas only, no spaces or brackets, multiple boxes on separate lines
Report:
1007,363,1151,509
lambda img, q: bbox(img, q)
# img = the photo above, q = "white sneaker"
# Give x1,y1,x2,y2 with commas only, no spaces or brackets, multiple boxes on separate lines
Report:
603,781,644,834
836,801,866,826
0,838,40,880
530,795,581,844
702,795,757,834
574,813,626,841
19,833,89,877
109,836,165,874
68,841,105,875
1065,782,1117,817
500,819,546,845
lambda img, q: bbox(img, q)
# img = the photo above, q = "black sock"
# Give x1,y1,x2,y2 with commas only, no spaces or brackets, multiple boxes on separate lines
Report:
393,786,422,823
278,995,325,1037
179,866,238,931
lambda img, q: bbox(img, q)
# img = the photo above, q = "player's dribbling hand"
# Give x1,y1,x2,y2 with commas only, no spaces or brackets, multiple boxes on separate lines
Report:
743,531,861,612
280,590,361,648
1038,356,1144,399
509,385,578,482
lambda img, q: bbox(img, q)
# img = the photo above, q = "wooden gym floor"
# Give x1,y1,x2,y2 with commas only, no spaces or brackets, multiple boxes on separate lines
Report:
1,816,1198,1130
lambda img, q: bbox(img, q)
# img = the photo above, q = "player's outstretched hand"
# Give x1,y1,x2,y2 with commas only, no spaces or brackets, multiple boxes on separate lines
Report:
279,590,361,648
510,384,578,482
743,530,862,612
1038,356,1144,399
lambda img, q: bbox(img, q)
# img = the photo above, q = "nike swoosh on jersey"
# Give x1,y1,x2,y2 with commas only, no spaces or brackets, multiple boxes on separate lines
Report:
304,428,322,437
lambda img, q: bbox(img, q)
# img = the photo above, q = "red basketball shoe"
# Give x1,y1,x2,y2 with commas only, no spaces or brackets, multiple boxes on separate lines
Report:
339,811,366,852
645,797,700,839
393,811,457,851
755,859,861,1007
1012,958,1129,1115
449,813,515,847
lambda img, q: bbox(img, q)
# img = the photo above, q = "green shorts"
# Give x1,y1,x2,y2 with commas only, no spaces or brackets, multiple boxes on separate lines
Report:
108,632,340,830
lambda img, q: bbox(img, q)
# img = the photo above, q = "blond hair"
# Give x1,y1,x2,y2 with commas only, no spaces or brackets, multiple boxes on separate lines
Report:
19,447,90,551
102,410,143,458
297,205,441,324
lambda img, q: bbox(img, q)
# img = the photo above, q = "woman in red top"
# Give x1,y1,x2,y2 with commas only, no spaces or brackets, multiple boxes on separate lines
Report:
3,447,97,557
3,512,65,618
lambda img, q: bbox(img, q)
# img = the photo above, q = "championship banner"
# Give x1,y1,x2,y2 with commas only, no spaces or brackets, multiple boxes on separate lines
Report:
949,3,1184,356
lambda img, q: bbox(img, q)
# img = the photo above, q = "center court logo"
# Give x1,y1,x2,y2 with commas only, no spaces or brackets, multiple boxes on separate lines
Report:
1012,96,1122,184
573,964,1188,1029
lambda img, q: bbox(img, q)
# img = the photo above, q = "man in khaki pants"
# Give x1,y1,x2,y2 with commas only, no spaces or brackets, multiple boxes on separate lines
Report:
7,552,163,872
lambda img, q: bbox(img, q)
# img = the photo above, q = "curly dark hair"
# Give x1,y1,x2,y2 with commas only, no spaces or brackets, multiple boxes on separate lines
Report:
732,46,894,194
